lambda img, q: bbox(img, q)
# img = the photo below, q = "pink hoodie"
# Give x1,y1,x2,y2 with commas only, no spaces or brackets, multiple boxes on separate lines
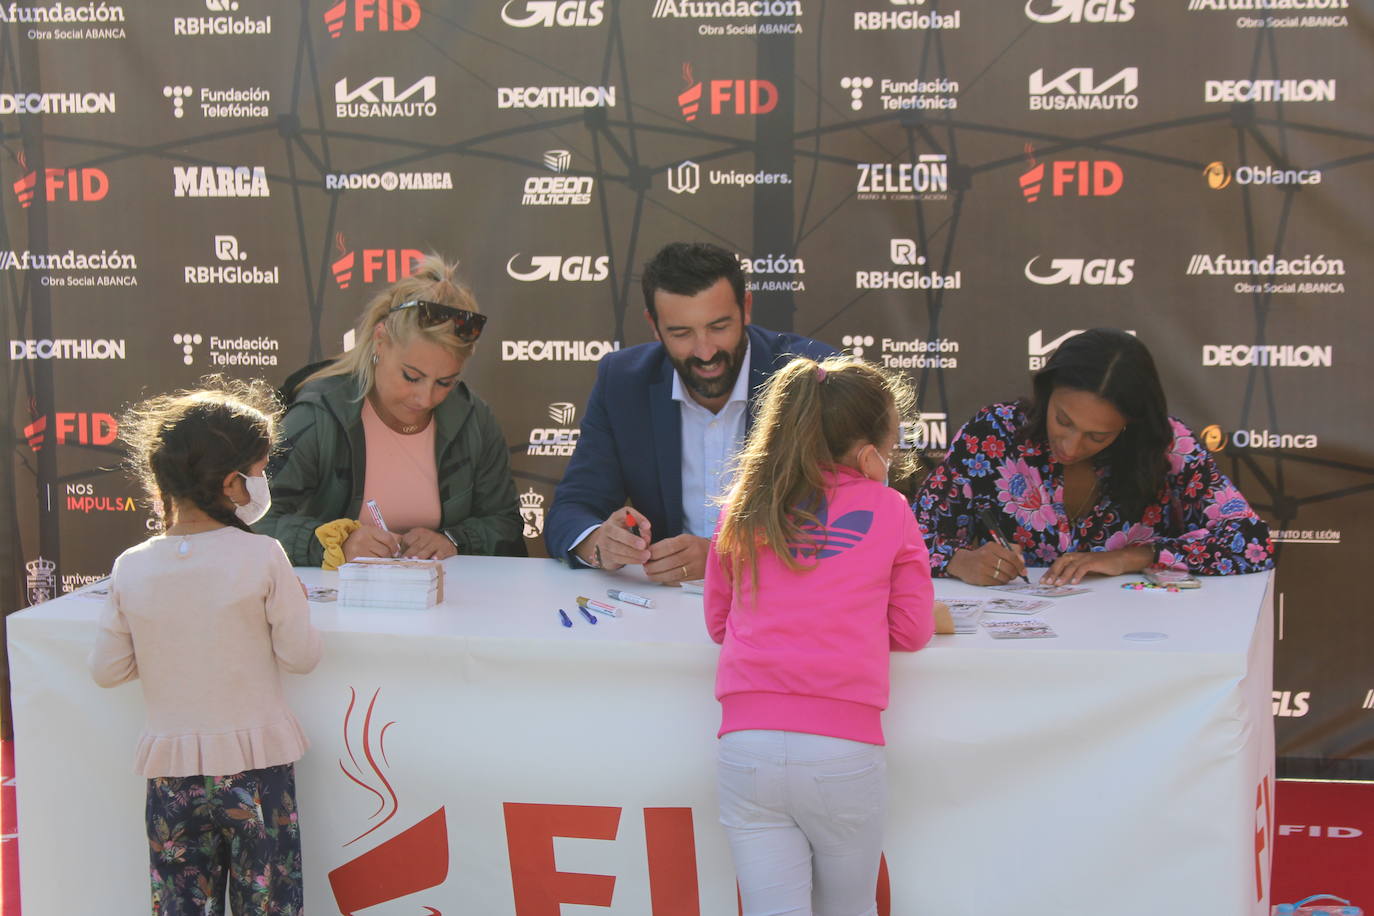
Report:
705,466,935,745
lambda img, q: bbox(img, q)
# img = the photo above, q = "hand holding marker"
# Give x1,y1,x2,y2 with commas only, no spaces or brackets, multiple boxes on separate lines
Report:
978,507,1031,585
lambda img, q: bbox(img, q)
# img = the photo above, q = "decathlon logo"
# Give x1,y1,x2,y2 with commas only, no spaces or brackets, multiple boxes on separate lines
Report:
1028,67,1138,111
667,161,701,194
173,165,270,198
1204,79,1335,104
1025,0,1133,22
501,0,605,27
335,76,436,118
506,254,610,283
677,62,779,121
323,0,421,36
1024,256,1134,286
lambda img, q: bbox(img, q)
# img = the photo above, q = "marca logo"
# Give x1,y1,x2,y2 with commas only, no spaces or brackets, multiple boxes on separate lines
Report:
528,403,580,456
173,331,280,368
841,75,958,112
1204,79,1335,103
323,0,421,37
522,150,593,206
62,482,137,514
184,235,281,286
855,156,948,199
1199,424,1318,451
1028,67,1138,111
1202,344,1332,367
1029,328,1134,369
1203,161,1321,189
163,84,271,119
1024,256,1134,286
520,488,546,539
501,339,621,361
1025,0,1133,22
1272,691,1310,717
335,76,436,118
0,92,115,114
900,413,949,449
11,165,109,209
174,0,272,36
23,413,118,452
1020,147,1121,201
332,238,425,290
502,0,604,27
678,63,778,121
506,254,610,283
10,338,126,360
173,165,270,198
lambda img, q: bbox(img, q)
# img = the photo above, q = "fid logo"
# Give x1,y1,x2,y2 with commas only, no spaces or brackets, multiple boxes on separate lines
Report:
331,234,425,289
678,62,778,121
11,153,109,209
323,0,421,37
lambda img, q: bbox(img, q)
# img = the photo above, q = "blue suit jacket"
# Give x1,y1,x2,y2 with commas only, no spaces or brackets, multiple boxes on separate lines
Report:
545,324,837,563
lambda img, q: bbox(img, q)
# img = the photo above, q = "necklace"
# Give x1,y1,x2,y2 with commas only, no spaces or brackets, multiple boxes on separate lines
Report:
1067,479,1098,522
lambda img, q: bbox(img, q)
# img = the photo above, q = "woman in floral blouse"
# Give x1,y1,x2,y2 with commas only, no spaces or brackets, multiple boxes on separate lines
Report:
912,328,1274,586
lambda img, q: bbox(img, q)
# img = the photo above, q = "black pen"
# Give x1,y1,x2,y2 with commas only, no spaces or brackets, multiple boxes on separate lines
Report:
977,507,1031,584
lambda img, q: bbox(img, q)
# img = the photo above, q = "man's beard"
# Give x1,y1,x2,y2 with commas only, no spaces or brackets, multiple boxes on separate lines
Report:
671,332,748,401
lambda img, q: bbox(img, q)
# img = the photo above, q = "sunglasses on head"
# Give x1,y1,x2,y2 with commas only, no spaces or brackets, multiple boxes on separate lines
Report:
389,299,487,342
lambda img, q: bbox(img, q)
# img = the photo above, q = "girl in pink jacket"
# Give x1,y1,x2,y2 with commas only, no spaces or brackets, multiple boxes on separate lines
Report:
706,355,935,916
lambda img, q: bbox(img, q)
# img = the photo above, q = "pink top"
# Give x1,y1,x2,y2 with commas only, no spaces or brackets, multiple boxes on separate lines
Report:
361,399,441,533
705,466,935,745
89,526,322,778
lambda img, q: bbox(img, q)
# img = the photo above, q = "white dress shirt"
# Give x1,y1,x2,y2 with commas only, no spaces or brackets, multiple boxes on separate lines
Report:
673,343,751,538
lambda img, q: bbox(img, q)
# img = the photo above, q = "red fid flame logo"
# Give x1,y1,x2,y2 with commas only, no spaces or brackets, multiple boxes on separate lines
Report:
332,233,355,289
10,151,109,209
23,416,46,451
323,0,347,36
679,62,702,121
13,171,39,208
328,688,449,914
22,413,118,452
1020,143,1044,202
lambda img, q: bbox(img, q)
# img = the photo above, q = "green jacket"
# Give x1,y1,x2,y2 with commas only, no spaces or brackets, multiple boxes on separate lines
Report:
255,372,524,564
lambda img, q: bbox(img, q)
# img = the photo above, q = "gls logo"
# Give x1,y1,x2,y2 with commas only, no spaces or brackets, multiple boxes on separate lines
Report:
501,0,604,27
323,0,421,37
506,254,610,283
1272,691,1310,717
23,413,119,451
1024,256,1134,285
1028,67,1138,111
678,63,778,121
1025,0,1133,22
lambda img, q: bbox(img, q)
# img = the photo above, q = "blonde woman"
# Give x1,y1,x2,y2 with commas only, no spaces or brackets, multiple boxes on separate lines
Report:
258,255,523,564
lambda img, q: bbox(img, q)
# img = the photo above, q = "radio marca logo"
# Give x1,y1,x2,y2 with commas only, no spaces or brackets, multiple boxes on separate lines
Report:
678,62,778,121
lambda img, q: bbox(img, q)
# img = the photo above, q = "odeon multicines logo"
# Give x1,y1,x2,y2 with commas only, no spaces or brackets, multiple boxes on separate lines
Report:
664,160,792,195
1029,328,1134,370
839,75,957,112
173,165,270,198
677,63,778,121
323,0,420,37
501,339,620,361
1203,161,1321,189
1187,0,1348,30
521,150,592,206
336,75,435,118
899,413,949,450
1202,343,1331,367
857,239,960,291
184,235,280,286
0,247,139,288
740,252,805,292
1024,255,1134,286
1199,423,1317,452
174,0,272,36
23,411,118,452
1025,0,1133,22
0,91,114,115
171,330,279,368
1,2,128,40
1020,145,1121,202
653,0,802,37
1029,66,1138,111
497,84,616,109
502,0,604,27
506,254,610,283
853,0,961,31
856,155,948,200
11,153,108,209
842,333,960,372
332,236,425,289
528,402,580,457
1204,78,1335,103
1186,251,1345,295
162,84,271,120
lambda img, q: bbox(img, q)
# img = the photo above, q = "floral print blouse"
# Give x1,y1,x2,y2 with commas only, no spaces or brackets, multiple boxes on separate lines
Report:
912,403,1275,577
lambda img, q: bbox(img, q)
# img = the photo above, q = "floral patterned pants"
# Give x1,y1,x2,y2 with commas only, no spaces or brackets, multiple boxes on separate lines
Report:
145,763,303,915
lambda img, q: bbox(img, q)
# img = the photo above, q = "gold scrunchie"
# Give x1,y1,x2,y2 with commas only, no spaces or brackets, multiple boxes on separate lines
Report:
315,518,361,570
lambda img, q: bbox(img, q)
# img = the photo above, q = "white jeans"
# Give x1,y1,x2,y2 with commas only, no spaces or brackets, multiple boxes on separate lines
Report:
717,730,887,916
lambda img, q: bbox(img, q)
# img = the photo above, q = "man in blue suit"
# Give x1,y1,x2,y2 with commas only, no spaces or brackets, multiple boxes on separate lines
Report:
545,242,835,583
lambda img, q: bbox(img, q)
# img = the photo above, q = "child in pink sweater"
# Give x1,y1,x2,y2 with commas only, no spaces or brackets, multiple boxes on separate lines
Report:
90,377,322,915
706,355,934,916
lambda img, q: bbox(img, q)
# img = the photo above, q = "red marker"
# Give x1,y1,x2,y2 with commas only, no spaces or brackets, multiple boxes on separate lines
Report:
625,510,643,540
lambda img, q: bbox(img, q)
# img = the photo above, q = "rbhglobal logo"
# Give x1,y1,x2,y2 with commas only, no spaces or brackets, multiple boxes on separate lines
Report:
183,235,280,285
174,0,272,36
856,239,960,291
853,0,961,31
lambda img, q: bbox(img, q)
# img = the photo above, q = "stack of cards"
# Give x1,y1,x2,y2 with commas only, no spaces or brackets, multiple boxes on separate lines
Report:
338,557,444,610
942,599,987,633
982,618,1058,639
991,582,1091,598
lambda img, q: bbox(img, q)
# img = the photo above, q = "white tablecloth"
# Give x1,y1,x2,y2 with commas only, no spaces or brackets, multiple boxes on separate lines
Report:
8,556,1274,915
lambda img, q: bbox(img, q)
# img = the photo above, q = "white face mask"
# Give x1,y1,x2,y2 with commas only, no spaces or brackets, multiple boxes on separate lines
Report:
235,472,272,525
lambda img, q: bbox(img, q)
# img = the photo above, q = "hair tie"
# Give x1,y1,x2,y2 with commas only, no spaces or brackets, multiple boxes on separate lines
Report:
816,365,828,383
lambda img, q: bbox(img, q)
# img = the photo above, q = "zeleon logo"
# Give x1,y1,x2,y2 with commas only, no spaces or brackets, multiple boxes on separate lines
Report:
23,413,119,452
331,234,424,289
323,0,420,37
11,153,108,209
678,62,778,121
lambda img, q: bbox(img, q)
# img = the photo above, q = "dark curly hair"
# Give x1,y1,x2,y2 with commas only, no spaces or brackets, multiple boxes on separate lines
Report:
120,375,282,533
1019,328,1172,522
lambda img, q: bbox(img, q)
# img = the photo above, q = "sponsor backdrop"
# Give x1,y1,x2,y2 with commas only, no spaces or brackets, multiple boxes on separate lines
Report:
0,1,1368,777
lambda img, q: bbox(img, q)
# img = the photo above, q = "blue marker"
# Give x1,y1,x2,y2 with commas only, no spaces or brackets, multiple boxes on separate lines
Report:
558,608,573,628
578,606,598,625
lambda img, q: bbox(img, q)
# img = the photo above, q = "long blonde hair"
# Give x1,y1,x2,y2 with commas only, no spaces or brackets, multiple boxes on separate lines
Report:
307,253,481,399
716,354,916,583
